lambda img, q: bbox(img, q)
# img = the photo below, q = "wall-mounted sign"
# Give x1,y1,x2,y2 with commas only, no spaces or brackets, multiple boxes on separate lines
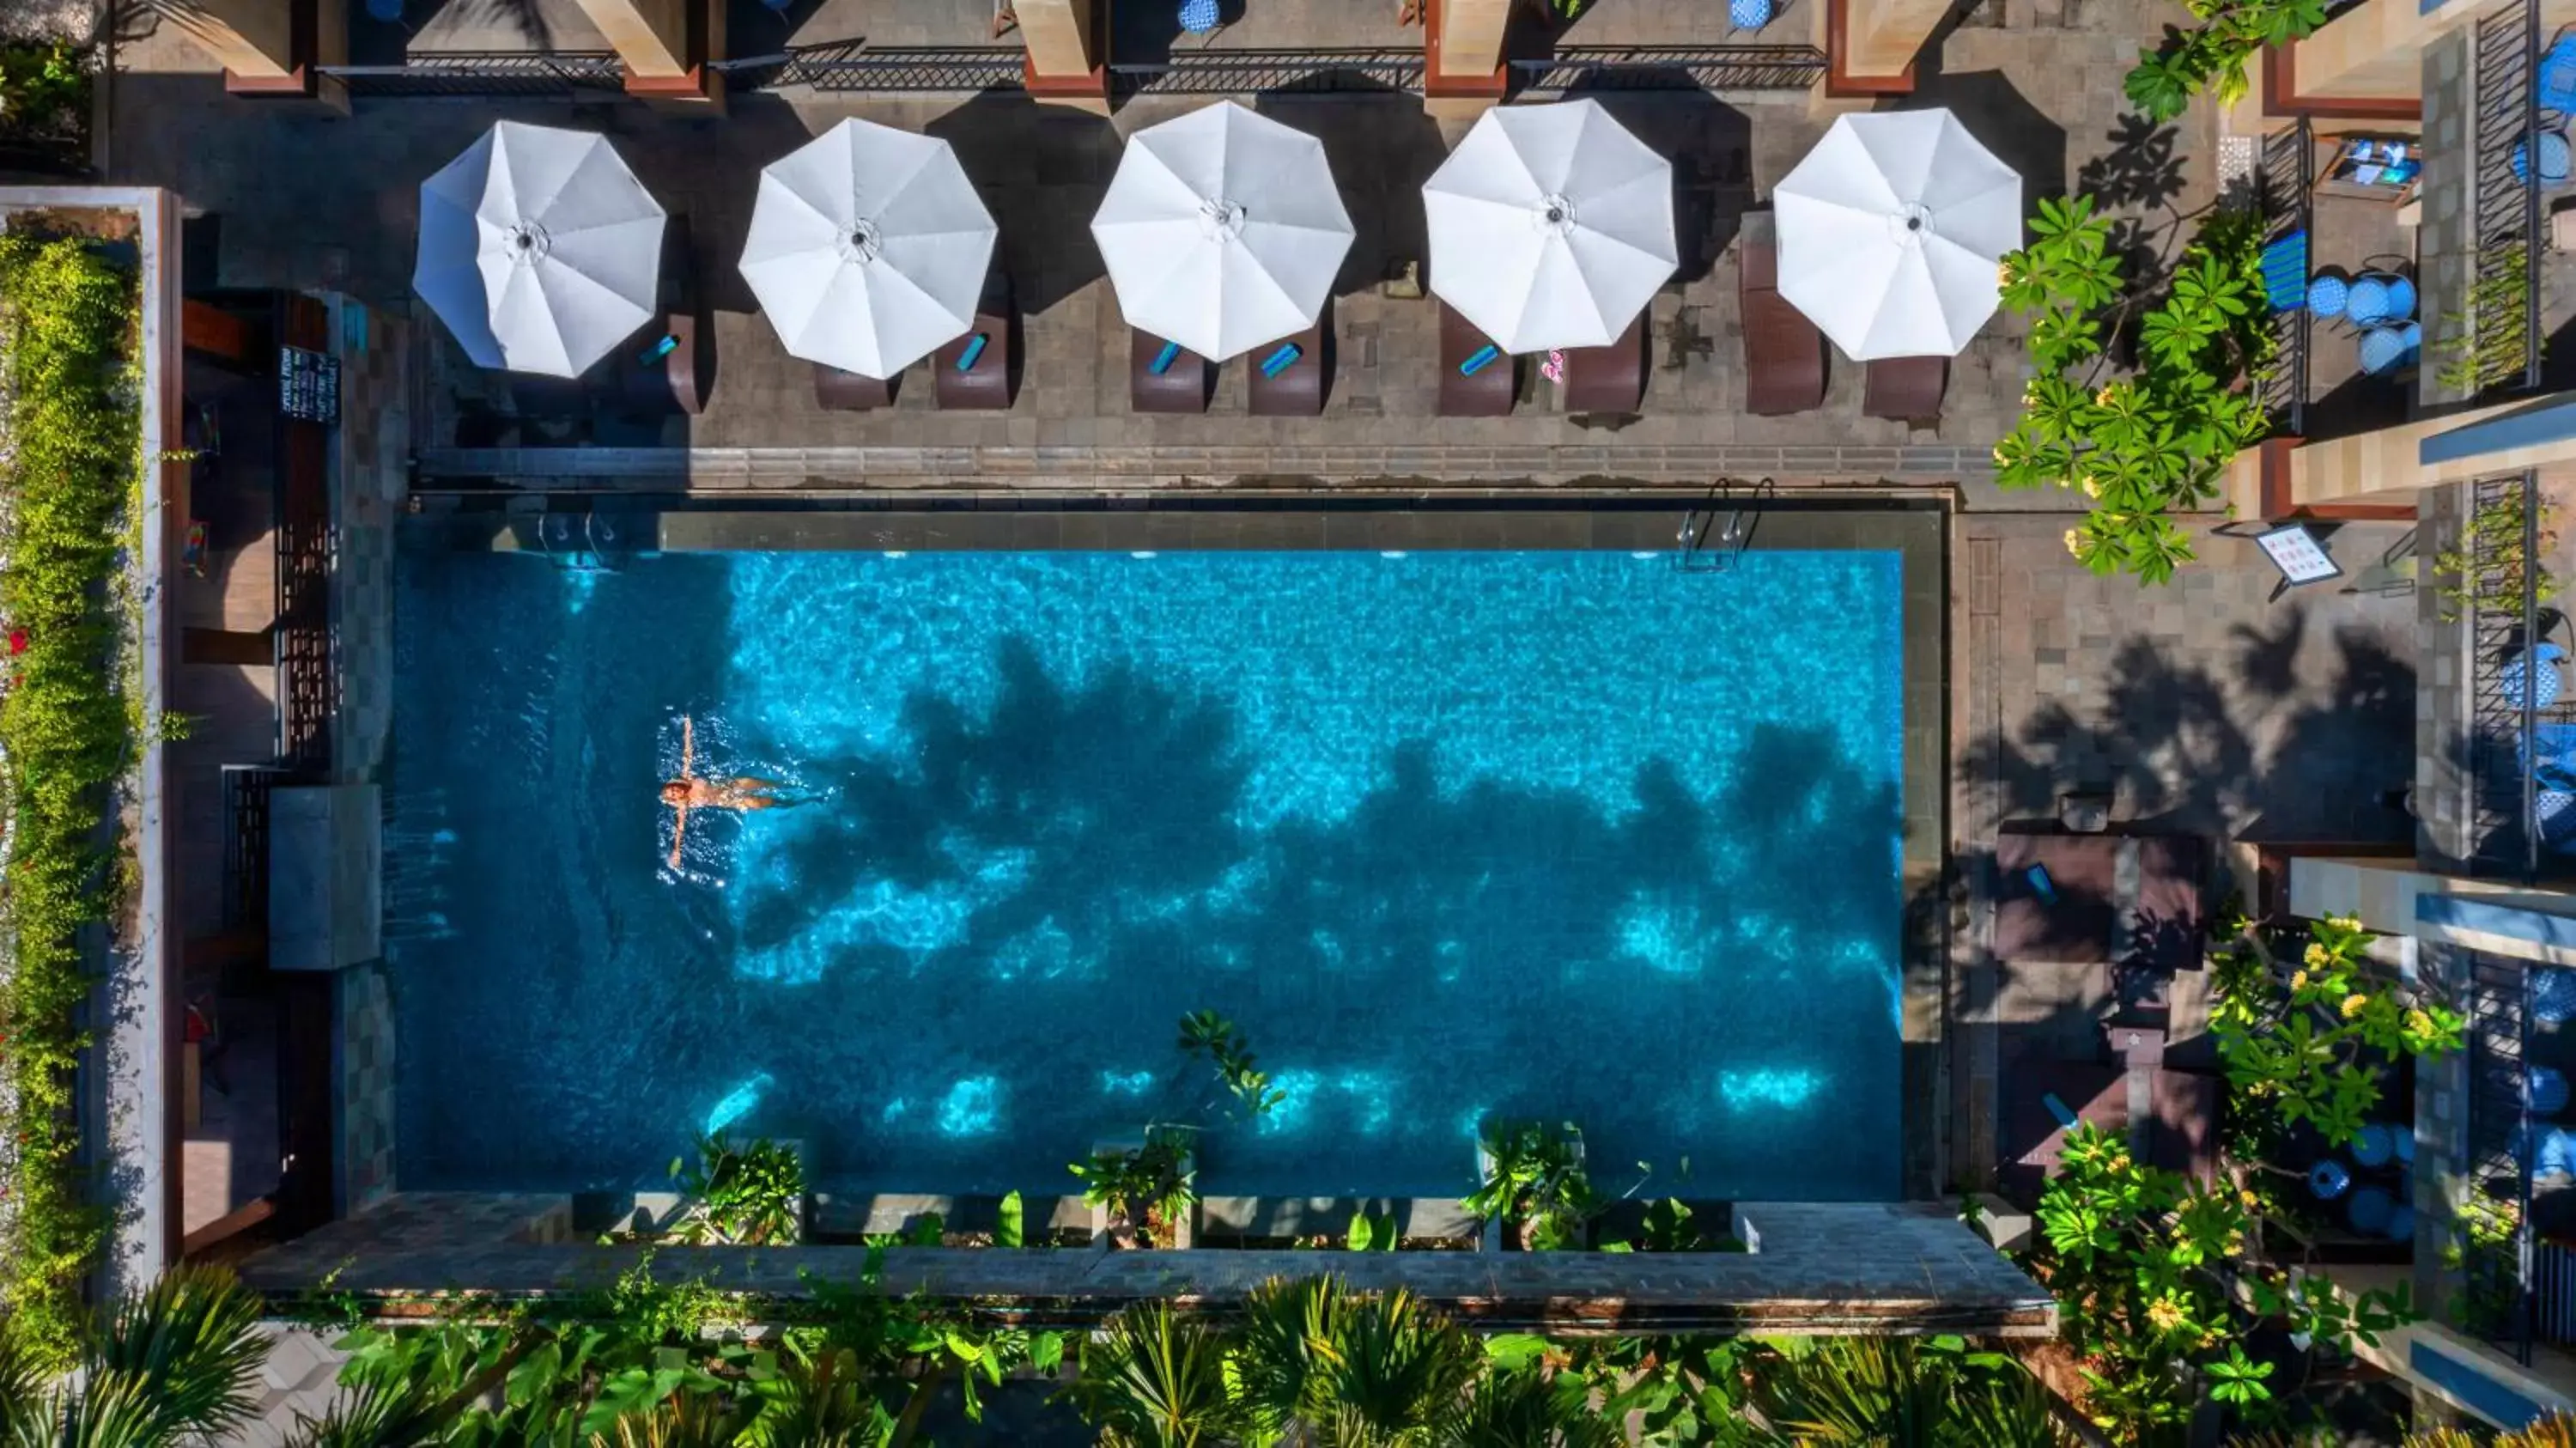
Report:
278,344,340,425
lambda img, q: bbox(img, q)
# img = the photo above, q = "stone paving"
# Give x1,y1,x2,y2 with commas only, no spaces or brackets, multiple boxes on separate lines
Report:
1947,516,2422,1186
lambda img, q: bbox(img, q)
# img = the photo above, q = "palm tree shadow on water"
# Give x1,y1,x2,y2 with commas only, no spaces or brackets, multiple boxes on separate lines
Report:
715,634,1912,1200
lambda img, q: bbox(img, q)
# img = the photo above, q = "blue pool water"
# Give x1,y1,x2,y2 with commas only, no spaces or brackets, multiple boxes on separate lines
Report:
389,545,1906,1202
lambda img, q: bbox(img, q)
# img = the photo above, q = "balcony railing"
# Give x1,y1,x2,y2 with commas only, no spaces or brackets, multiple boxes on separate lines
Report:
2465,471,2564,879
2462,945,2537,1362
2468,0,2544,393
319,39,1829,100
313,50,628,97
2257,116,2313,437
1512,45,1827,91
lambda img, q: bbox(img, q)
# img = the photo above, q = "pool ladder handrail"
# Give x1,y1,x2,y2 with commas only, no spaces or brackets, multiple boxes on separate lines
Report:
538,510,624,573
1676,478,1772,574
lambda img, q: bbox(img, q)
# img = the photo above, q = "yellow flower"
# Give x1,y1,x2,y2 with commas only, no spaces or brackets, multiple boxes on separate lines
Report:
2329,915,2362,931
2240,1188,2260,1208
2147,1296,2189,1334
2289,970,2307,993
2303,943,2329,969
2342,993,2369,1019
1993,441,2009,462
2096,385,2117,406
2064,528,2083,557
2081,476,2102,498
2407,1007,2433,1037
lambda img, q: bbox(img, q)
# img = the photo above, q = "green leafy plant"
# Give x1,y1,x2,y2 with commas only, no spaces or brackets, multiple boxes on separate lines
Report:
2432,487,2561,624
1600,1196,1709,1254
2031,1121,2418,1441
1072,1131,1198,1248
1753,1335,2069,1446
1464,1120,1596,1250
2122,0,2329,123
1062,1300,1246,1448
1177,1009,1285,1119
0,1265,271,1445
2210,915,2464,1147
0,42,87,140
1994,195,2275,585
2435,241,2543,395
0,234,141,1372
997,1188,1026,1248
1348,1208,1396,1251
669,1132,806,1245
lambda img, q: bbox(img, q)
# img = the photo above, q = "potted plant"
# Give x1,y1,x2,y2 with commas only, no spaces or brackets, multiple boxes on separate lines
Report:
1072,1129,1198,1249
667,1131,807,1245
1465,1120,1595,1250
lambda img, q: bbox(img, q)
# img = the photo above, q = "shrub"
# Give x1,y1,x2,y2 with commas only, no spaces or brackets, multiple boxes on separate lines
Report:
0,234,140,1372
1993,195,2275,584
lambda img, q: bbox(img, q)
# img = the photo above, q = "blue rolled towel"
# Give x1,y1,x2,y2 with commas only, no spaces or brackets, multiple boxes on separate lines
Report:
957,333,988,371
1460,344,1500,376
1261,343,1302,378
1151,340,1181,375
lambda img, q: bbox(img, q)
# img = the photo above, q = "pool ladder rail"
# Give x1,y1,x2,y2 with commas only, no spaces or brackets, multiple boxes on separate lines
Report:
536,510,629,573
1676,478,1772,574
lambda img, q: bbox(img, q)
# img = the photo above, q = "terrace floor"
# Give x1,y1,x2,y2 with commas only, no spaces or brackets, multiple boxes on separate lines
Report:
1948,515,2422,1188
109,0,2207,503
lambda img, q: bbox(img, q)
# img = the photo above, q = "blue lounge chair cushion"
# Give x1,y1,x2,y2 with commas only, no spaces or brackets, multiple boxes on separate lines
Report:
2259,232,2309,311
2543,34,2576,114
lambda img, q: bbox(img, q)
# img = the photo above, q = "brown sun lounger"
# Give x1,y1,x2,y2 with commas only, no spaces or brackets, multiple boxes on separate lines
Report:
1439,302,1515,417
1739,211,1825,417
1563,311,1645,414
1247,313,1327,417
815,362,896,411
935,274,1014,411
1131,330,1212,414
1864,355,1947,426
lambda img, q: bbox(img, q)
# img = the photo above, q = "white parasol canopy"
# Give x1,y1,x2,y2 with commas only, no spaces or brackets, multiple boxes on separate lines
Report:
1772,109,2021,360
1421,100,1677,353
740,119,999,380
414,120,667,378
1090,100,1354,362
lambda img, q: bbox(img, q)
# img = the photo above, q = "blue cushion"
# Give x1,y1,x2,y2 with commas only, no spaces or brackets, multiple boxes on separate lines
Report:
2259,232,2309,310
2360,325,2407,375
2308,272,2348,319
2385,275,2418,320
2348,276,2392,325
2543,35,2576,114
1729,0,1775,27
1179,0,1219,32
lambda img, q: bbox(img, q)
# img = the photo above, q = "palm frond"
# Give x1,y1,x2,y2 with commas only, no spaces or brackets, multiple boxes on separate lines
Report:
1312,1287,1477,1447
87,1264,269,1441
1439,1364,1615,1448
1062,1302,1245,1448
1234,1274,1346,1433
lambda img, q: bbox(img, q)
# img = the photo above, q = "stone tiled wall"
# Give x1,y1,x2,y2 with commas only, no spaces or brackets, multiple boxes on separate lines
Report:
327,295,410,1217
2419,481,2476,872
336,962,397,1216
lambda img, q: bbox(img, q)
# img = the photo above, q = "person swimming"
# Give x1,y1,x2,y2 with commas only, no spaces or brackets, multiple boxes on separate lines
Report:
661,715,798,867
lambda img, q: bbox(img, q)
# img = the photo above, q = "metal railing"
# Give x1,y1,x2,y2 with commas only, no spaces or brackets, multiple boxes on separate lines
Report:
2466,472,2561,879
2469,0,2545,393
1110,47,1424,94
318,38,1827,100
2462,945,2538,1364
314,50,629,96
220,764,289,933
1511,44,1827,91
716,42,1028,92
276,465,334,776
2257,117,2312,438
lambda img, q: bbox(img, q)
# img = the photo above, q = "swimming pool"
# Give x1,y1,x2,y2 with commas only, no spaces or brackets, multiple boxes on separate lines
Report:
389,538,1908,1202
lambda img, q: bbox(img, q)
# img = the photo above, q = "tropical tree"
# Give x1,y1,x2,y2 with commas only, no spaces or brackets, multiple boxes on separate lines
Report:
0,1265,271,1446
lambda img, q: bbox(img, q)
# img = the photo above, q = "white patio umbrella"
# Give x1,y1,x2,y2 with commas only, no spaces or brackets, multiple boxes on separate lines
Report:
414,120,666,378
1090,101,1353,362
1772,109,2020,360
740,119,999,380
1422,100,1676,354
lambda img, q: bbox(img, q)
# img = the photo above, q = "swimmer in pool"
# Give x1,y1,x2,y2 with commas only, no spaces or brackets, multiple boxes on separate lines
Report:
661,716,796,867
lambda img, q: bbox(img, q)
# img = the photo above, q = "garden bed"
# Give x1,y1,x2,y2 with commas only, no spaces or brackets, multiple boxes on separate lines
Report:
0,220,145,1371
